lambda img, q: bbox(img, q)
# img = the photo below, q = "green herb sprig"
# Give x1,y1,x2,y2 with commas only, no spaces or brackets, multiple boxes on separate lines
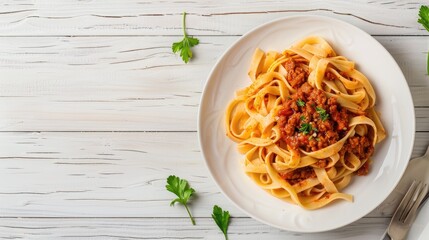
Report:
418,6,429,32
172,12,200,63
316,107,330,121
166,175,196,225
296,98,305,107
299,122,317,135
212,205,230,240
418,5,429,74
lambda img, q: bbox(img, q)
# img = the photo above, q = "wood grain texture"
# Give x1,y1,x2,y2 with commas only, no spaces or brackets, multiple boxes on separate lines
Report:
0,131,427,218
0,36,426,131
0,0,427,36
0,217,389,240
0,1,428,238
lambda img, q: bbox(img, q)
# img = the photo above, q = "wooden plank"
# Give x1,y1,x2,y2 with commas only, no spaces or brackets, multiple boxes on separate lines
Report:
0,0,427,36
416,108,429,132
0,217,389,239
0,131,427,217
0,36,427,131
0,132,227,218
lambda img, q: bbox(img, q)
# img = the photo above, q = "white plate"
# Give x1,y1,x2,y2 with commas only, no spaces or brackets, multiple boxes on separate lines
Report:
198,15,415,232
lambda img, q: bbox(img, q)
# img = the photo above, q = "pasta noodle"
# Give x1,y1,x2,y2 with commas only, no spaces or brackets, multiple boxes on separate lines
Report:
225,36,386,210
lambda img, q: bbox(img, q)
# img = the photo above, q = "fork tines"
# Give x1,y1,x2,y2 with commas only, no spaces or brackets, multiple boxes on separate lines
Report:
388,180,429,240
396,180,429,224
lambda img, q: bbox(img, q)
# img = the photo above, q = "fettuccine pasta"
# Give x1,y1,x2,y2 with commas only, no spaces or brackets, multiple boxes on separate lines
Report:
225,36,386,210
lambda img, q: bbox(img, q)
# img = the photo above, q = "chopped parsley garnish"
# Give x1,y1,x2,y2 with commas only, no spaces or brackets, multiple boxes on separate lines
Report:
300,115,305,121
316,107,330,121
299,123,313,135
296,99,305,107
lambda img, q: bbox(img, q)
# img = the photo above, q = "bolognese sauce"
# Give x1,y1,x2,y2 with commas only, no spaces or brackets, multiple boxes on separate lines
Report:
277,59,374,183
279,167,316,185
225,36,387,208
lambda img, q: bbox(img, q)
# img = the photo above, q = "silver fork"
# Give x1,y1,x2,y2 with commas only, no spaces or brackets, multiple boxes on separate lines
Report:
387,180,429,240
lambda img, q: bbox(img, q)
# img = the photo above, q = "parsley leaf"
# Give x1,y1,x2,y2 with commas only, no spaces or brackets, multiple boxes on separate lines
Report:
297,99,305,107
166,175,196,225
299,123,313,135
418,5,429,74
316,107,330,121
212,205,230,240
418,6,429,31
172,12,199,63
300,115,305,121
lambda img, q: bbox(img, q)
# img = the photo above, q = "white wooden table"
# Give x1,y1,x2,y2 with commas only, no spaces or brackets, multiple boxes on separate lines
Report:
0,1,428,239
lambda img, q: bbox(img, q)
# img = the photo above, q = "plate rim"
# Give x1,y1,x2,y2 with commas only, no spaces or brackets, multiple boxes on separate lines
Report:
198,14,415,232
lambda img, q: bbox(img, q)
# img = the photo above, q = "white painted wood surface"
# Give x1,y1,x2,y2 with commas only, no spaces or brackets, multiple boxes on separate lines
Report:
0,0,428,239
0,0,428,36
0,218,390,239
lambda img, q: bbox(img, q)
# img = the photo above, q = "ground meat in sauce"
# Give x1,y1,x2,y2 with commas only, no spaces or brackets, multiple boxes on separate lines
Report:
276,73,374,182
357,161,370,176
340,135,374,176
314,159,329,168
284,58,308,88
326,71,349,81
325,71,336,81
280,160,331,185
279,167,316,185
341,136,374,160
278,82,349,152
